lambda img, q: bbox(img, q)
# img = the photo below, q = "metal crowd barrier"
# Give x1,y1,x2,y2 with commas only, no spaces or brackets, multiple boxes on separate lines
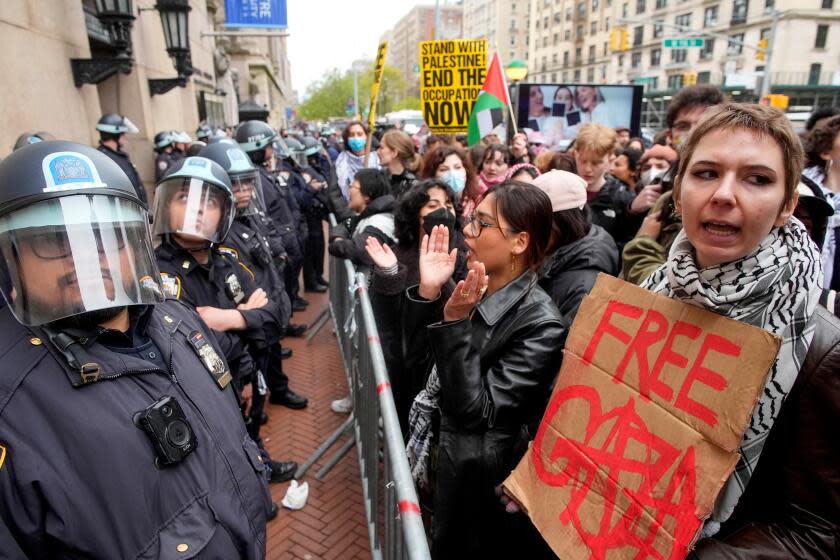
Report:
296,216,431,560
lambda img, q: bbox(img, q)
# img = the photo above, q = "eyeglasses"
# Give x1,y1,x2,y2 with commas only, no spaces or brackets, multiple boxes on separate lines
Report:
467,213,518,238
19,227,127,260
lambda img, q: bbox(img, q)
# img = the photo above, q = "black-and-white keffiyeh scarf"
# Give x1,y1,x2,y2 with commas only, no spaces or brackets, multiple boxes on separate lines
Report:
406,365,440,490
641,218,822,535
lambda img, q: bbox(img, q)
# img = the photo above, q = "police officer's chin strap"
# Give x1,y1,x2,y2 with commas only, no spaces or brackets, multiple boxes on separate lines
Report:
39,324,101,384
165,233,212,254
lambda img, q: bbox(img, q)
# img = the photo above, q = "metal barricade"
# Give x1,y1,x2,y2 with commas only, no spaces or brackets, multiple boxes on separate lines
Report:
298,216,431,560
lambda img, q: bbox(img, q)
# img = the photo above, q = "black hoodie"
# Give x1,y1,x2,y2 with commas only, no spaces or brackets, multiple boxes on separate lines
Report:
538,224,619,322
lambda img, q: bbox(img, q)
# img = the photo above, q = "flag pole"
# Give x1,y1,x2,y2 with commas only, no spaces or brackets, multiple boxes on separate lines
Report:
496,52,518,138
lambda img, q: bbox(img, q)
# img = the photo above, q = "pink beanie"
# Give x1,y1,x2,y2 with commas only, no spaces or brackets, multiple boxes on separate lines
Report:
533,170,587,212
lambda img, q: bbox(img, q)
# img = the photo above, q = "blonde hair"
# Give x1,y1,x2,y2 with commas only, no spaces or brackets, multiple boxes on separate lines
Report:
675,103,803,206
574,123,618,158
381,129,421,173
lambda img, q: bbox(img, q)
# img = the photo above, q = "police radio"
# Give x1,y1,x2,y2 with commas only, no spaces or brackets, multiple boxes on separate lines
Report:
134,396,197,468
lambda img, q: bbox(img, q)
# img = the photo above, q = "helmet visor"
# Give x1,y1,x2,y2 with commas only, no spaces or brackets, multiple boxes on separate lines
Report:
231,170,264,216
0,195,162,326
153,178,234,243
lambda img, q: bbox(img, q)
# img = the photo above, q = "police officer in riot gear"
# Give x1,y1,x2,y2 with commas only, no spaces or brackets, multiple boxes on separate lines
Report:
0,141,272,558
95,112,147,207
199,142,309,410
152,156,299,480
235,121,309,314
196,123,212,142
153,130,177,182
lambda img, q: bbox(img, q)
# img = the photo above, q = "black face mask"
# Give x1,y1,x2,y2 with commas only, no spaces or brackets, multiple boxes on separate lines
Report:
422,208,457,237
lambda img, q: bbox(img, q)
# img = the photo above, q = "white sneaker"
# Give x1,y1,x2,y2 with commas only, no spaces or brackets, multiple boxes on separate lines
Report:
330,396,352,414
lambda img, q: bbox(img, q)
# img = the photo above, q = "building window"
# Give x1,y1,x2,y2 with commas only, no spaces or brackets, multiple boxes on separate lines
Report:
603,41,608,55
822,0,833,8
727,33,744,55
675,13,691,29
731,0,748,24
575,47,582,60
566,8,572,20
699,37,715,58
574,69,582,81
816,24,829,48
542,56,547,71
587,67,595,81
704,5,718,27
563,70,569,81
564,51,570,66
544,16,550,28
650,47,661,66
697,71,711,83
655,0,667,8
765,0,774,8
565,29,571,40
668,74,684,89
552,72,558,81
553,32,559,44
510,36,517,46
553,52,559,64
591,21,597,34
605,17,610,29
631,51,642,67
601,64,607,79
622,2,628,17
619,54,625,67
593,0,599,8
636,0,646,13
671,48,687,62
577,24,584,39
554,12,562,23
809,63,822,84
589,45,596,61
634,25,644,45
653,20,664,38
578,1,587,16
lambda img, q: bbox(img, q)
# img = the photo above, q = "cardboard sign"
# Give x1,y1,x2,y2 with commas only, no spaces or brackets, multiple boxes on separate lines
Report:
367,40,389,132
419,39,487,134
504,274,780,560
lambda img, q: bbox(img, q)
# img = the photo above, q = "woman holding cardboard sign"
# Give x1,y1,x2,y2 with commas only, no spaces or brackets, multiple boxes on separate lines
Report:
637,104,840,558
404,181,567,557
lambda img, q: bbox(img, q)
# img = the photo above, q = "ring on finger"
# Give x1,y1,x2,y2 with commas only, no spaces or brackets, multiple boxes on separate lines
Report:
461,290,471,298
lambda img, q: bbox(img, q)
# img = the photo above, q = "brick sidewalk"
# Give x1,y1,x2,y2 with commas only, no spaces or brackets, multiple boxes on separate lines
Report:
263,289,372,560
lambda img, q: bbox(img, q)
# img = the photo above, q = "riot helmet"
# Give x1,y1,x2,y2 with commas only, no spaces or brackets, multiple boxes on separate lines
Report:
0,141,163,326
196,124,212,141
154,131,175,152
13,132,45,152
185,141,206,157
198,143,264,217
96,113,139,143
152,157,235,245
235,120,277,165
284,136,307,168
272,137,292,159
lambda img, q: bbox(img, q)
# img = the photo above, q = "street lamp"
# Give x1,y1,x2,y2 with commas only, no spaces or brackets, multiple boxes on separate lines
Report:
148,0,193,96
70,0,135,87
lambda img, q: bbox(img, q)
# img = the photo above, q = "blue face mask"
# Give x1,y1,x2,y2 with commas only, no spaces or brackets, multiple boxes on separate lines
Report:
347,137,366,153
441,170,467,194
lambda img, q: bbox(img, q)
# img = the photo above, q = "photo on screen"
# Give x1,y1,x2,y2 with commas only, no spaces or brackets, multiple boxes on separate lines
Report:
514,83,643,149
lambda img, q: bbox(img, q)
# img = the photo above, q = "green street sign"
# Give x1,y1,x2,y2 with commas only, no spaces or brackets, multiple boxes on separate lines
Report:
662,37,704,48
412,63,421,74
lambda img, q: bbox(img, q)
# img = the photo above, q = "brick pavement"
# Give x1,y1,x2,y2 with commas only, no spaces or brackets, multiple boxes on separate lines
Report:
263,289,372,560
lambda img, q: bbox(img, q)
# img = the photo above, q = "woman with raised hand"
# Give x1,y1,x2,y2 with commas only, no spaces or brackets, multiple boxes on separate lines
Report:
635,104,839,558
334,120,379,201
405,180,567,558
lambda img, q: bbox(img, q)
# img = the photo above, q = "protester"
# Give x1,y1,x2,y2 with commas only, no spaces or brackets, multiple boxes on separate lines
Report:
476,143,512,193
510,132,531,164
534,150,576,174
794,177,840,316
627,136,645,152
419,144,479,215
335,120,379,200
615,126,631,148
505,162,540,183
405,181,567,558
534,170,619,321
377,129,420,198
804,115,840,291
636,104,839,558
328,168,396,267
610,146,641,192
365,180,468,431
638,144,678,186
665,84,725,149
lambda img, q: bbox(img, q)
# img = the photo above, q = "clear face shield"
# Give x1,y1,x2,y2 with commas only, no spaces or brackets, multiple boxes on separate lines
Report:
230,170,264,217
152,178,234,244
0,195,162,326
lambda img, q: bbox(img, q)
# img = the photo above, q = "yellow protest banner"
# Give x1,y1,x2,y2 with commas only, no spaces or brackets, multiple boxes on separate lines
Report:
367,40,389,132
419,39,487,134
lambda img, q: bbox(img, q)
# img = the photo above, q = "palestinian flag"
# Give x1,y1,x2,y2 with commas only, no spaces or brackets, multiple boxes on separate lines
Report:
467,53,511,146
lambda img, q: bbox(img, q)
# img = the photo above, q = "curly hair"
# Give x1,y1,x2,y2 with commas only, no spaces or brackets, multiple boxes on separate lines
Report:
419,144,479,201
805,114,840,170
394,179,461,248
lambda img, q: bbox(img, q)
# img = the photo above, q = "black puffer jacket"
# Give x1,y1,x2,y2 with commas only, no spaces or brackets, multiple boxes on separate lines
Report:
328,195,396,267
388,170,416,200
588,177,641,249
405,272,568,558
539,224,619,322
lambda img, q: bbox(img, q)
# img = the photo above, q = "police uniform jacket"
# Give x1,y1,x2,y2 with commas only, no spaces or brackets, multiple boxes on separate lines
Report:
221,219,291,329
154,240,282,350
0,301,270,558
97,144,147,207
258,166,302,263
155,151,176,182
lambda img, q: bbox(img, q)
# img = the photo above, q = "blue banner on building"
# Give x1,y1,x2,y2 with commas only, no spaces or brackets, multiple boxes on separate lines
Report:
225,0,287,29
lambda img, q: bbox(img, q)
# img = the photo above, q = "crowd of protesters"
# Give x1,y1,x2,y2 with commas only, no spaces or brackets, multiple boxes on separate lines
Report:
3,83,839,559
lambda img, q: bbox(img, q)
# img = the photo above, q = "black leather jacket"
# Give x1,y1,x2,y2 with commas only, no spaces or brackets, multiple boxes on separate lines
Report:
405,271,568,558
691,304,840,559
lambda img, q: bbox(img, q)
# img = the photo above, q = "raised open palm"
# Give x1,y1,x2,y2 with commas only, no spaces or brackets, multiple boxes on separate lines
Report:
418,225,457,299
365,236,398,269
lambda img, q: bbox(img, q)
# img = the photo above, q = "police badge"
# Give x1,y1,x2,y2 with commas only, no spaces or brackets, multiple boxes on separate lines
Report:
225,273,245,304
159,273,181,299
186,330,232,389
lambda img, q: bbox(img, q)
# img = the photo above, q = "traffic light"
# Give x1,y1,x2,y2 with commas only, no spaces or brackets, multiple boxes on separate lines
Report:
766,94,789,110
610,28,630,52
756,37,768,61
620,28,630,51
682,71,697,86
